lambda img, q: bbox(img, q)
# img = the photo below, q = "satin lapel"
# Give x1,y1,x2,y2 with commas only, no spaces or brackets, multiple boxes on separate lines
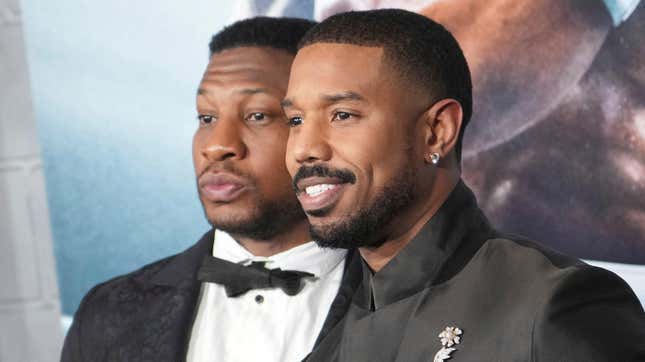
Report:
311,249,363,349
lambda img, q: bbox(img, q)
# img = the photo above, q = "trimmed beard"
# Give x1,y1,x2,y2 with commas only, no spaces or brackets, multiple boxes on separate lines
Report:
310,162,416,249
201,192,305,241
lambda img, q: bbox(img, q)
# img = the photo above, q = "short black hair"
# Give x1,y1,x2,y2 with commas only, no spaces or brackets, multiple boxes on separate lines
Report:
299,9,472,162
209,17,317,56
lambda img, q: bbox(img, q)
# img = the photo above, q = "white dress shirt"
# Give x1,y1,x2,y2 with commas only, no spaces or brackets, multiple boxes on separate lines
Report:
187,230,347,362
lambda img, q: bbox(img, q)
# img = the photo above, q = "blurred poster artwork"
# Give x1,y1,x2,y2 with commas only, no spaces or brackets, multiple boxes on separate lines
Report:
233,0,645,265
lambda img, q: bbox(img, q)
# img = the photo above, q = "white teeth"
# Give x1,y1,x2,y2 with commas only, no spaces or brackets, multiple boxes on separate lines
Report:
305,184,337,197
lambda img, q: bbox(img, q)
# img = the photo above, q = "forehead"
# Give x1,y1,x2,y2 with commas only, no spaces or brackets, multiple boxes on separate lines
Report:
286,43,397,104
199,47,294,95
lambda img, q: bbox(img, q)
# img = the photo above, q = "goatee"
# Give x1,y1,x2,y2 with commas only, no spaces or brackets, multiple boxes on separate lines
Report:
310,164,416,249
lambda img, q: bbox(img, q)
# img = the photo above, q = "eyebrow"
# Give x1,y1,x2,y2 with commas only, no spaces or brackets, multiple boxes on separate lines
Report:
281,98,294,108
238,88,270,95
322,91,365,104
281,91,365,109
197,87,270,96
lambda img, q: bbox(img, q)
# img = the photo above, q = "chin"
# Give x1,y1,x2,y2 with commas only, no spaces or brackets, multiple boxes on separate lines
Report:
203,203,254,226
304,197,355,219
304,207,332,218
207,213,254,229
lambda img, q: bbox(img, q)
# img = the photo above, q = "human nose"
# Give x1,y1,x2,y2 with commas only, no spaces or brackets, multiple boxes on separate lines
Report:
288,117,332,165
199,117,246,162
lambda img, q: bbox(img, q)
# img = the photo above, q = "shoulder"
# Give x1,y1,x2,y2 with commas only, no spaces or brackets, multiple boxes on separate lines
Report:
61,229,213,361
475,233,642,309
459,234,589,303
72,230,210,329
78,229,214,312
472,233,639,292
531,264,645,361
71,250,185,339
61,253,181,361
81,254,175,308
478,234,645,361
477,233,585,273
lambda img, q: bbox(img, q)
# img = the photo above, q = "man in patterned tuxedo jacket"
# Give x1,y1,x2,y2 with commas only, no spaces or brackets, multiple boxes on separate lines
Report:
61,17,359,362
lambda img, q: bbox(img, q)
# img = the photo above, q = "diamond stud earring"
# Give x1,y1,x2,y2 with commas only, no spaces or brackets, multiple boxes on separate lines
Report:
430,152,441,165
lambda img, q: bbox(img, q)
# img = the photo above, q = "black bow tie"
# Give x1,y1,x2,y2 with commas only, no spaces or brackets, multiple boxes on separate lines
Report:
197,255,315,297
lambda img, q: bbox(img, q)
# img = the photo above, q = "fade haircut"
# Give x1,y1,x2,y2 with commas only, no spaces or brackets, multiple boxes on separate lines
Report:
299,9,472,162
209,17,317,56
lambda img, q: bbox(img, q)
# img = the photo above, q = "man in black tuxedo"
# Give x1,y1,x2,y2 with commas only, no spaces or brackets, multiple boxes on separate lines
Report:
282,9,645,361
61,17,357,362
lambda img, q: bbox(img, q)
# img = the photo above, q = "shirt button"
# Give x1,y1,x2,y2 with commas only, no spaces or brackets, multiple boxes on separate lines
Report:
255,294,264,304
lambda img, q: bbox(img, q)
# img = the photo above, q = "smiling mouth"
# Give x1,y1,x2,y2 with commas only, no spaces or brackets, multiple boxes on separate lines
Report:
304,183,340,197
296,178,349,216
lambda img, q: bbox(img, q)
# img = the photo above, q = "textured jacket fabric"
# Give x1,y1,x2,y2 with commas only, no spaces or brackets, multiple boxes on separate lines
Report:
60,229,358,362
61,230,212,362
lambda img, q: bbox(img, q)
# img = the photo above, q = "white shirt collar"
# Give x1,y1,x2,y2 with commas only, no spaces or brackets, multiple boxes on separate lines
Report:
212,229,347,278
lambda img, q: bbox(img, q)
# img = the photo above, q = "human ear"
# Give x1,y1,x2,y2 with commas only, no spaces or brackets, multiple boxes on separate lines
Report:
421,98,463,165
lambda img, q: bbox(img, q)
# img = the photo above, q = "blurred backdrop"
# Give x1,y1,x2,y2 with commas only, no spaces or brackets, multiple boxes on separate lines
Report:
21,0,233,318
233,0,645,299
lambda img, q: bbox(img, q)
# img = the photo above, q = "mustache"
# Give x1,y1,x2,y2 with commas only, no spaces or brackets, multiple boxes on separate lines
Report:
292,164,357,191
198,161,252,183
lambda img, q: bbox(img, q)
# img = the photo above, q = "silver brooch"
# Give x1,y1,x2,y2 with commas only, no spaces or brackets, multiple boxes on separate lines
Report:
433,326,462,362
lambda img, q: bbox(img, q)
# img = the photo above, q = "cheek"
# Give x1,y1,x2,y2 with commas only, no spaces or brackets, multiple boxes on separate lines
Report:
246,135,292,189
371,152,410,186
192,132,204,172
348,129,411,192
285,133,298,176
250,159,294,200
329,139,378,205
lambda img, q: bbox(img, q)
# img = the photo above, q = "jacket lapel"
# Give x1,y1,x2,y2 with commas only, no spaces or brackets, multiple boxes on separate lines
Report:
302,249,362,361
140,229,214,361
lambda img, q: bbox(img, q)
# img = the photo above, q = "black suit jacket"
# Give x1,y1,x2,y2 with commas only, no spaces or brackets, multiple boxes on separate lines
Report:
61,230,359,362
306,182,645,361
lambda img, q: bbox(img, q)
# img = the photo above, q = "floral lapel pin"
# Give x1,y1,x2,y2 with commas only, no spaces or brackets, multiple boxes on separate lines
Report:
433,326,462,362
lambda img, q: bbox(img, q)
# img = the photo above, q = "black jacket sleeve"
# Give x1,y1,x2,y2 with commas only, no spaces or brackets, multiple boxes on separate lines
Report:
60,285,100,362
532,265,645,361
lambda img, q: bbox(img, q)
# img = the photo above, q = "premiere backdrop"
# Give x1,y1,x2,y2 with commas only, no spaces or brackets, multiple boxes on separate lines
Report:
20,0,235,320
20,0,644,323
233,0,645,295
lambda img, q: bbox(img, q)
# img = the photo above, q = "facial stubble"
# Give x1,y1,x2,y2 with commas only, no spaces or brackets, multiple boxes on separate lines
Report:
199,180,305,241
310,158,417,249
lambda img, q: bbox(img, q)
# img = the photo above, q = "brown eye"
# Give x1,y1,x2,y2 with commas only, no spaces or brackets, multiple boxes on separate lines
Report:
333,112,352,121
247,112,266,122
287,116,303,127
197,115,215,125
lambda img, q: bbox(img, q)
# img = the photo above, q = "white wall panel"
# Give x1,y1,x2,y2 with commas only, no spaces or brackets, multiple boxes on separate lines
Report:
0,0,63,360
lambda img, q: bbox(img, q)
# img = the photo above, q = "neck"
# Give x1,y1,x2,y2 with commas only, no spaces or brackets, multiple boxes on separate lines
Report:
231,219,311,257
360,172,459,272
